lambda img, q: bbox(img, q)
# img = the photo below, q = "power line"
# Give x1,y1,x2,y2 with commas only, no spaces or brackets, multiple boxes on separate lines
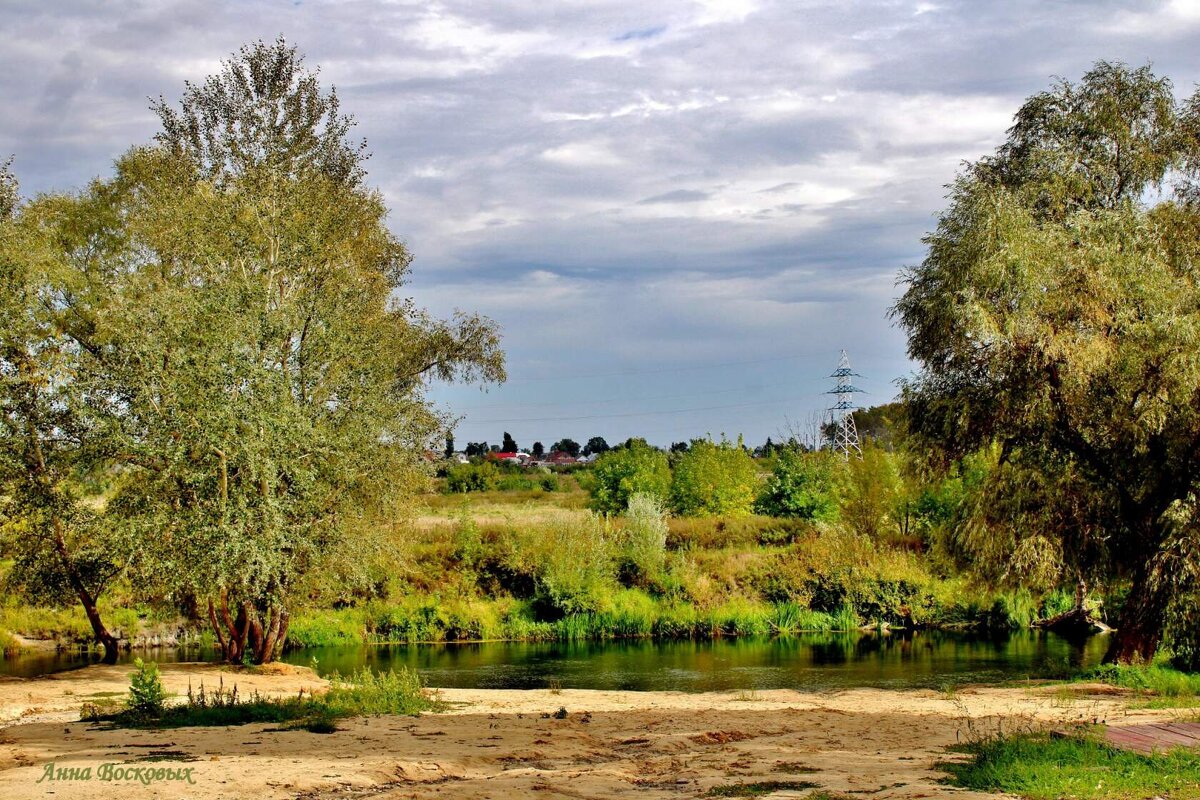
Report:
464,397,804,424
496,352,826,383
449,379,803,412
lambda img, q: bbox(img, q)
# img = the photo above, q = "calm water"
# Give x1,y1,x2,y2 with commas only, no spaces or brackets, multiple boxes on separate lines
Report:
1,631,1107,689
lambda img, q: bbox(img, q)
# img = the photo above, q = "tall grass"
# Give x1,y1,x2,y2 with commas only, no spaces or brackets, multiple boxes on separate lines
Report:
942,732,1200,800
85,665,436,730
1085,663,1200,703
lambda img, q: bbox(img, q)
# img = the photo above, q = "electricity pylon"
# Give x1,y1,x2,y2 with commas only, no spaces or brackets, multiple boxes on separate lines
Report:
826,350,864,460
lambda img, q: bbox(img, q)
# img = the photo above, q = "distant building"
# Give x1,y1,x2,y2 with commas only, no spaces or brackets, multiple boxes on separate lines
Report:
489,451,530,465
543,451,577,466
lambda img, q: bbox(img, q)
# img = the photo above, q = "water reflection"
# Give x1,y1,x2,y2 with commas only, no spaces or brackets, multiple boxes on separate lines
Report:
283,630,1106,692
1,630,1108,689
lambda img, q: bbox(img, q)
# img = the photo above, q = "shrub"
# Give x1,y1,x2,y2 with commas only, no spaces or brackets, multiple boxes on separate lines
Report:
127,658,168,717
590,441,671,513
287,607,366,647
755,448,840,520
671,437,760,517
1167,592,1200,672
445,461,500,493
617,493,670,590
838,446,902,540
534,513,616,617
323,667,432,716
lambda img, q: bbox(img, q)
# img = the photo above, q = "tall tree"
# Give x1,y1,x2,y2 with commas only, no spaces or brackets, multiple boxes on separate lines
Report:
501,431,518,452
551,438,580,458
895,61,1200,663
3,39,504,664
0,163,129,662
531,441,544,458
583,436,610,457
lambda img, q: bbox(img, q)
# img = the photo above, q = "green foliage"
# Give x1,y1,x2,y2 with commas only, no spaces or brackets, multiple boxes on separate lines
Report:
1085,663,1200,701
942,733,1200,800
838,447,902,541
445,461,501,493
126,659,168,717
551,438,581,457
322,667,431,716
755,449,839,520
1167,591,1200,672
895,60,1200,661
534,514,616,616
670,437,760,517
0,39,506,665
589,442,671,513
616,493,669,591
90,666,433,730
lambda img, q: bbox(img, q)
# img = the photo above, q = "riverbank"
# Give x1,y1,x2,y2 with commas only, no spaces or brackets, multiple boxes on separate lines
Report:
0,662,1187,799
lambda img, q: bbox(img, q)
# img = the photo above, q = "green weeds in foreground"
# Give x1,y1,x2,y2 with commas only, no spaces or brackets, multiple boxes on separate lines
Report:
941,733,1200,800
82,664,437,732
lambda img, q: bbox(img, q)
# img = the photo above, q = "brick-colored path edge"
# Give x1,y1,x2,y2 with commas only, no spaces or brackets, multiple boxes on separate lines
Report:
1104,723,1200,754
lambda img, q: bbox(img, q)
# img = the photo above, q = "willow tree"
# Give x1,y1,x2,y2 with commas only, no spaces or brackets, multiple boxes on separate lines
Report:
7,39,504,664
0,162,130,662
895,62,1200,663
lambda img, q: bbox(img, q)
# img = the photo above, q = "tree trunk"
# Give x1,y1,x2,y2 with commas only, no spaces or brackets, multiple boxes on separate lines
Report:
1104,569,1171,664
51,518,119,663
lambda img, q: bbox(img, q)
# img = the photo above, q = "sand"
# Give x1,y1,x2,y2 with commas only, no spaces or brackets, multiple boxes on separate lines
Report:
0,663,1183,799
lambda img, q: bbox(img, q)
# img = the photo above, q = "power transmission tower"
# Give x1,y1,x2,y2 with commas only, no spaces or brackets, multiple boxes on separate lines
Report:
826,350,864,460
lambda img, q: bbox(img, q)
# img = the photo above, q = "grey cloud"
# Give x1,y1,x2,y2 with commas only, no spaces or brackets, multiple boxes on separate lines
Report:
3,0,1198,444
637,189,710,204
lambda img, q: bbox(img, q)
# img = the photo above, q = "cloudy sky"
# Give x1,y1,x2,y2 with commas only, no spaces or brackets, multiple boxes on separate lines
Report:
4,1,1200,449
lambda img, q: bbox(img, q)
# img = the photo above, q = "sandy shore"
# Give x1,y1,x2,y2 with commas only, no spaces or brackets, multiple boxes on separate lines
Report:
0,662,1182,799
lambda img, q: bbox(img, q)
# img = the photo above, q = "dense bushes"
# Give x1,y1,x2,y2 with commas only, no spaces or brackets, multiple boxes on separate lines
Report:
446,461,501,493
755,449,839,520
670,437,760,516
278,506,1073,646
590,441,672,513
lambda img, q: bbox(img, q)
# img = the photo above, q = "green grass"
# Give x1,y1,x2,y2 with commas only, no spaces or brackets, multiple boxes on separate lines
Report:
941,733,1200,800
84,666,438,731
1082,663,1200,707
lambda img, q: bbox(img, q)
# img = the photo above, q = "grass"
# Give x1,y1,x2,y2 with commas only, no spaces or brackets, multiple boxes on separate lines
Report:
941,732,1200,800
0,629,25,657
704,781,820,797
83,666,439,731
1081,663,1200,708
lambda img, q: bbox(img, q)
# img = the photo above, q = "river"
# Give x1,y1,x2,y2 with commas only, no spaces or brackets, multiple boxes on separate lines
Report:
1,630,1107,690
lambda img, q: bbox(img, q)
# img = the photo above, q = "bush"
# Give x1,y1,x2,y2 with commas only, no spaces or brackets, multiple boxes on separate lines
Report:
838,446,902,540
755,448,840,520
323,667,431,716
1167,592,1200,672
617,493,670,590
671,437,760,517
127,658,168,717
534,513,616,617
589,441,671,513
445,461,500,493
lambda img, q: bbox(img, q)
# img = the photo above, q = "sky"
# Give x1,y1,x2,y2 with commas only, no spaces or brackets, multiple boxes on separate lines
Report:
4,1,1200,449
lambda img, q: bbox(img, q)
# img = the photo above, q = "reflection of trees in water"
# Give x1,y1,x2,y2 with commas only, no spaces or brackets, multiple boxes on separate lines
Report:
810,634,857,665
268,629,1111,691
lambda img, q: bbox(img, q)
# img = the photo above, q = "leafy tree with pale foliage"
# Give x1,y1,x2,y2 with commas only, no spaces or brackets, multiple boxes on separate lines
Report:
755,447,839,521
895,61,1200,663
670,436,759,517
0,161,130,662
0,39,504,664
589,440,671,514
